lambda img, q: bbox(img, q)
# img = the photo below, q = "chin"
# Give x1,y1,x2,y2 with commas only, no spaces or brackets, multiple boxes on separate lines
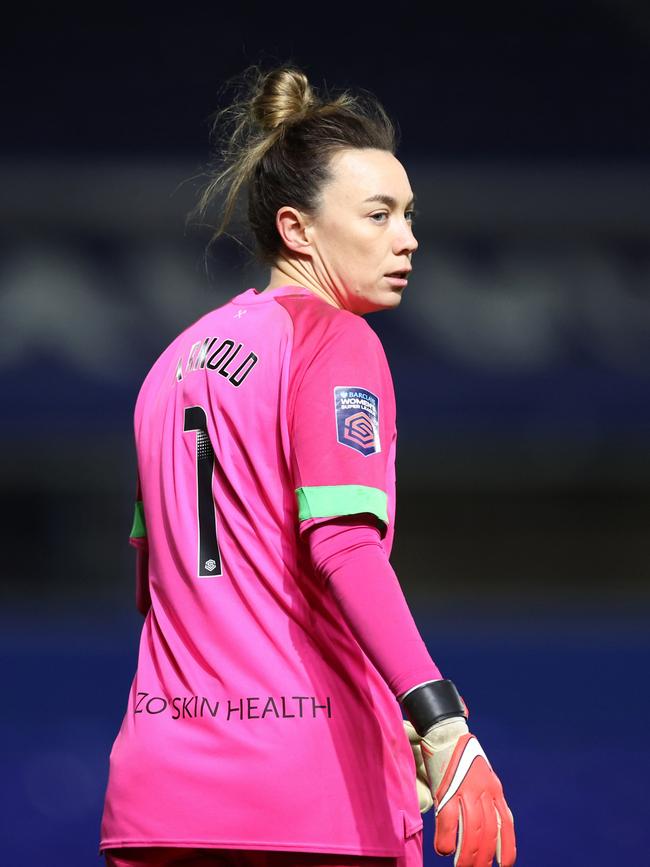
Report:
352,286,403,315
382,289,404,308
363,294,402,316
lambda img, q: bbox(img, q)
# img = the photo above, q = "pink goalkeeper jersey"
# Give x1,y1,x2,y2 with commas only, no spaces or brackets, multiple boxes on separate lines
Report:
100,284,423,856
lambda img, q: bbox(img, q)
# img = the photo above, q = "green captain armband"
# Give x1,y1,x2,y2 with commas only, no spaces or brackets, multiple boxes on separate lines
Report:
295,484,389,532
129,499,147,540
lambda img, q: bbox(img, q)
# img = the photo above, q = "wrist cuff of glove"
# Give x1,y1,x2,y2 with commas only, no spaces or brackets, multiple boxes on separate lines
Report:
399,679,468,737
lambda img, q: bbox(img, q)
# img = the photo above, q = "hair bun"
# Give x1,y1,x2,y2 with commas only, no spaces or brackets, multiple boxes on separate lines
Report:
251,68,317,131
189,62,396,268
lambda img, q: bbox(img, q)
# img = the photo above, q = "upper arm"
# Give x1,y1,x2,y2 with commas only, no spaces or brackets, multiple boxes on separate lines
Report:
287,315,396,540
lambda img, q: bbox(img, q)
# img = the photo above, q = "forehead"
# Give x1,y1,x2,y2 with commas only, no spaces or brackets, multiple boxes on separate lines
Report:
325,148,412,202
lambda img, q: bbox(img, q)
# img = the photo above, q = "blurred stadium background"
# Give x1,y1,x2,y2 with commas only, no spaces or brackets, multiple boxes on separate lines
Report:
1,5,649,865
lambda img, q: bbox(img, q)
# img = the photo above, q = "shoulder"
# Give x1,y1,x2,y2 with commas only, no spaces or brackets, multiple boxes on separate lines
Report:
275,294,385,360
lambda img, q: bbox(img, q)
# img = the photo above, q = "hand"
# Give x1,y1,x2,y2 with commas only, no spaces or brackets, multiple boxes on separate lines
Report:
403,719,434,813
420,716,516,867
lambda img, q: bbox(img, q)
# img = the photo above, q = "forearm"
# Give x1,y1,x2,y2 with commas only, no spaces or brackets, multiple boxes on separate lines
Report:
306,515,443,699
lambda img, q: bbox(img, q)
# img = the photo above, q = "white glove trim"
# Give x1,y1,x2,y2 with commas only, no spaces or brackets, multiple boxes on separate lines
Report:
434,736,492,815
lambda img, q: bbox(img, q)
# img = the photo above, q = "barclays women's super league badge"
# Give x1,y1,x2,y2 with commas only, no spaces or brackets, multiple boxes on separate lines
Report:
333,387,381,456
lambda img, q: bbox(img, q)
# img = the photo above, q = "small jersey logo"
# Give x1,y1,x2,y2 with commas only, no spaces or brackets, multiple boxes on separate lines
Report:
334,386,381,456
204,559,217,572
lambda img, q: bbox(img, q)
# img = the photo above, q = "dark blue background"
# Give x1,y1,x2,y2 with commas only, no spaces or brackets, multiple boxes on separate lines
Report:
2,610,647,865
3,3,649,864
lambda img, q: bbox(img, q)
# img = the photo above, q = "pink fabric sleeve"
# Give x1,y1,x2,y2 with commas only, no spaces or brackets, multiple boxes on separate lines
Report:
135,546,151,617
306,514,444,700
282,305,396,542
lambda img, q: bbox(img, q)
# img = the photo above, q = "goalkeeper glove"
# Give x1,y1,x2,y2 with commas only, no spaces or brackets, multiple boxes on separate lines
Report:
404,719,434,813
401,679,516,867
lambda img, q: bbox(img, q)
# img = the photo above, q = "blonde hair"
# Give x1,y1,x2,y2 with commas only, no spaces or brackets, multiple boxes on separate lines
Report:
187,63,397,266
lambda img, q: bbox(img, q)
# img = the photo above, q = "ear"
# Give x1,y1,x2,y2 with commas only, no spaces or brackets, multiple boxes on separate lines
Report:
275,205,312,256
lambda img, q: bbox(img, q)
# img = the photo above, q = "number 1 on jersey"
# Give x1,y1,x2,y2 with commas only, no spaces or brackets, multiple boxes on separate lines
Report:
183,405,223,578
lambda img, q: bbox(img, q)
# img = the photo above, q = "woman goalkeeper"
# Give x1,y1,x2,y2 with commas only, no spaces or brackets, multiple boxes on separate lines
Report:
99,63,516,867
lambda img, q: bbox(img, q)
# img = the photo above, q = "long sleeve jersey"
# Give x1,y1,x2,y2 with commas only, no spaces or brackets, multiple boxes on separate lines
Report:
100,283,440,857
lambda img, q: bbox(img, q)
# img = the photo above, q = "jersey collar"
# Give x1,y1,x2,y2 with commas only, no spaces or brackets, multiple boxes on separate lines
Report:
232,285,316,305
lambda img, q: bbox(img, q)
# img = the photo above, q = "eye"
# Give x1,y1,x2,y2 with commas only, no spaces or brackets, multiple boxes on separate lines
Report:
406,208,418,223
369,211,389,223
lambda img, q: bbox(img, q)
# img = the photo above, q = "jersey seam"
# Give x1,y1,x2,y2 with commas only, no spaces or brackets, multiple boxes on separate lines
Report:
270,296,300,446
273,299,375,445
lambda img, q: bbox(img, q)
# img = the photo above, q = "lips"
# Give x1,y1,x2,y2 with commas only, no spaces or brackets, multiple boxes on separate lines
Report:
385,273,409,288
385,268,412,279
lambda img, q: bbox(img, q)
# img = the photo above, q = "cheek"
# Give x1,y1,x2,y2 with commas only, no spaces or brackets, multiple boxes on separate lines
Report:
318,220,381,281
330,236,367,274
318,223,351,264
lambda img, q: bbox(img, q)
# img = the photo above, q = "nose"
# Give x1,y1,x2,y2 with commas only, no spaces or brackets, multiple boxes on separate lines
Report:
395,218,418,256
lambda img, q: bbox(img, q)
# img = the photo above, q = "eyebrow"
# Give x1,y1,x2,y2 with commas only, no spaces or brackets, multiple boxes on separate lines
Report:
363,193,416,208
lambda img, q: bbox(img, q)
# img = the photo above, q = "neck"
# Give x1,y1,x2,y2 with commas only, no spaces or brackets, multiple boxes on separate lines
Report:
263,258,342,310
